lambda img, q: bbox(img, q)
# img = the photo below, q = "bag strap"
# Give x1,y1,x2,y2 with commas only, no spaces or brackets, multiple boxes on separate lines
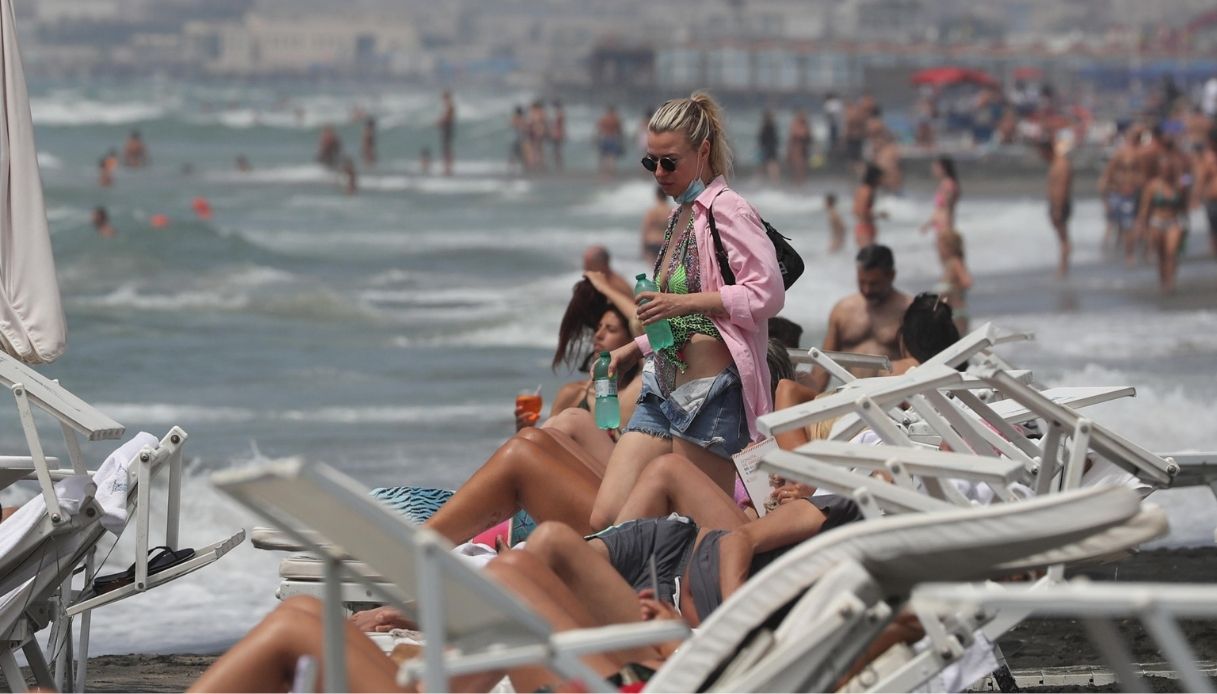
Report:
705,190,736,285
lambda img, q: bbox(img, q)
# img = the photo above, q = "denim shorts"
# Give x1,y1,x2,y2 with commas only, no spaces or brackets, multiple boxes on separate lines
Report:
625,361,750,459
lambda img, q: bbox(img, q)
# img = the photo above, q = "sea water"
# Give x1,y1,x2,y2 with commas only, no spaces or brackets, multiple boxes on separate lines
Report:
2,79,1215,655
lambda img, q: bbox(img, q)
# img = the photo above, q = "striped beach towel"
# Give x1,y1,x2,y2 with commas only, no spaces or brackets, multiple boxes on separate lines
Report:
369,485,536,545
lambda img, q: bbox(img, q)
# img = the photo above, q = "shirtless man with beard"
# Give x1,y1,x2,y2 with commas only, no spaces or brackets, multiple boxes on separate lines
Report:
809,244,912,393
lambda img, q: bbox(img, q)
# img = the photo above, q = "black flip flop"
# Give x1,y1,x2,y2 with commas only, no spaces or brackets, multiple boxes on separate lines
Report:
92,545,196,595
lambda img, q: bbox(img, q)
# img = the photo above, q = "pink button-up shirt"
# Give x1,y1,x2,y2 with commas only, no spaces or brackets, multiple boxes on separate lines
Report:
633,176,785,442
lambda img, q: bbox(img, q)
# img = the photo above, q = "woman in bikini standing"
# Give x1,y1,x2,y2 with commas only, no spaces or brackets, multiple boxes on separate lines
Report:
920,156,960,237
1137,154,1189,292
591,91,784,529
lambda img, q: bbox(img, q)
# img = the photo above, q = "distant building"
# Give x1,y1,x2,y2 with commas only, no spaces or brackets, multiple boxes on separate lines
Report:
831,0,929,43
183,2,427,78
34,0,128,25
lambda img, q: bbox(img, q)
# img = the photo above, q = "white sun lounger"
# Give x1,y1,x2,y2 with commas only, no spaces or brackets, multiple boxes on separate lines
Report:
974,365,1177,490
920,321,1034,371
758,363,966,442
0,429,243,692
0,351,125,525
0,484,105,691
762,450,957,517
0,352,244,690
784,439,1029,505
757,363,1183,691
914,581,1217,693
212,460,689,693
645,485,1166,692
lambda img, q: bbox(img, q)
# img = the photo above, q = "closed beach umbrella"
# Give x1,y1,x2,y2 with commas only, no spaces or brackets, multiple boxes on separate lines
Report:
0,0,65,363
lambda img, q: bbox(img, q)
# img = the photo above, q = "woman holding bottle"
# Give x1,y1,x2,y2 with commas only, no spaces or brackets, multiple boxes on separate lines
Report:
590,91,784,529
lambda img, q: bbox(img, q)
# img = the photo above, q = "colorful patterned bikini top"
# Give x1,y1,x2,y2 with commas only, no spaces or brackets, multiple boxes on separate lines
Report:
652,209,722,388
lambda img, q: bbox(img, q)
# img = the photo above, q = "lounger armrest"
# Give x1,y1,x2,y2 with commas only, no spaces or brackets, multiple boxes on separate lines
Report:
761,450,955,514
1160,453,1217,487
921,323,1033,369
787,348,891,372
397,620,689,692
793,440,1025,487
0,354,126,441
552,620,690,656
914,581,1217,617
982,386,1137,425
758,365,962,436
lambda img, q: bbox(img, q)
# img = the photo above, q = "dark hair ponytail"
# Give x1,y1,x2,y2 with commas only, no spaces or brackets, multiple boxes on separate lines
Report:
900,293,961,367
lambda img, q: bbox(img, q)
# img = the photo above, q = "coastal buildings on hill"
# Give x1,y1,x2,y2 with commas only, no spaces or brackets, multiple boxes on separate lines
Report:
16,0,1217,100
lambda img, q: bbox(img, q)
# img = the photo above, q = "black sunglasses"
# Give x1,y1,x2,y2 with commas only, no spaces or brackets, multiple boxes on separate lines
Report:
641,155,678,173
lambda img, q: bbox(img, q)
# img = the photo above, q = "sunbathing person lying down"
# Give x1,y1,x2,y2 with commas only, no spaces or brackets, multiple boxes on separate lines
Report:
191,465,861,693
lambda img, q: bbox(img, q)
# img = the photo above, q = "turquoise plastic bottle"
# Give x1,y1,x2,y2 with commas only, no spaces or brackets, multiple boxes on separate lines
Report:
592,351,620,429
634,273,674,351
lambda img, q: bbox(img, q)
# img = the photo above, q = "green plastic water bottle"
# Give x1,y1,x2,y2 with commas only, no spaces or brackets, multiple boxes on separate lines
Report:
592,351,620,430
634,273,674,350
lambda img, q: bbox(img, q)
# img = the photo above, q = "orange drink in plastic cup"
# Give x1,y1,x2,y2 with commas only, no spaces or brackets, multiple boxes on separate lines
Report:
516,390,543,425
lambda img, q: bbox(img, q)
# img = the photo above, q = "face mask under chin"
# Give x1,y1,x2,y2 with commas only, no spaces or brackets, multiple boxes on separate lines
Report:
674,156,706,204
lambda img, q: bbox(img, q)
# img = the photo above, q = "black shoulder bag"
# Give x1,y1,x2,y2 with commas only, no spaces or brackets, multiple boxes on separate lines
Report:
706,194,804,290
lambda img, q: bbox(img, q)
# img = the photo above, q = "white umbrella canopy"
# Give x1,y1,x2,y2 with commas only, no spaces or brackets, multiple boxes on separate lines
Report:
0,0,65,364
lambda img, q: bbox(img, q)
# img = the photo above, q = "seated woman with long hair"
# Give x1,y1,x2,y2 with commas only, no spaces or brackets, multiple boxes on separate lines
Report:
520,278,643,475
423,338,794,546
424,280,644,544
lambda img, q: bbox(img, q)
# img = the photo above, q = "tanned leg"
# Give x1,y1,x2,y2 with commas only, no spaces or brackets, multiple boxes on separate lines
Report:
542,408,616,477
1162,226,1184,292
523,421,609,479
590,432,673,530
672,438,738,499
1054,218,1071,277
190,596,400,693
426,436,600,544
614,453,749,530
486,555,632,692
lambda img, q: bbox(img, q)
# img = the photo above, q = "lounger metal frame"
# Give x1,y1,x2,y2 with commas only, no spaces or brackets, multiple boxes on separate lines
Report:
0,353,242,691
914,582,1217,693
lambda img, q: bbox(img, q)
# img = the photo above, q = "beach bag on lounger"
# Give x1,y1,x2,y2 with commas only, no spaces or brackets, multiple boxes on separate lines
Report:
707,191,804,290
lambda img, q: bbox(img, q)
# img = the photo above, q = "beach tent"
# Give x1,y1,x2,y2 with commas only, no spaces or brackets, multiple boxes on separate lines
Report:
910,66,999,89
0,0,66,364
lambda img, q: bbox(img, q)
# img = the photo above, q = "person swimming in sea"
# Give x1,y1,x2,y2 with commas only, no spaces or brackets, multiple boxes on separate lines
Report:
92,206,116,238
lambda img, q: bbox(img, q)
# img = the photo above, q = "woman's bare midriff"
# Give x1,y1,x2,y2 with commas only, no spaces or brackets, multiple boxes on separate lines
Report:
675,334,733,386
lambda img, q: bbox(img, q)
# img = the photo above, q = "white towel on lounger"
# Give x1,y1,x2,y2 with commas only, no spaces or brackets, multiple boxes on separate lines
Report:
0,433,159,620
92,431,158,532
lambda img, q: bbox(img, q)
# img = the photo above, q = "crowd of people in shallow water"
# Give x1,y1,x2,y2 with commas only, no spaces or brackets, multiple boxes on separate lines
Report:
187,89,1009,693
88,75,1217,299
